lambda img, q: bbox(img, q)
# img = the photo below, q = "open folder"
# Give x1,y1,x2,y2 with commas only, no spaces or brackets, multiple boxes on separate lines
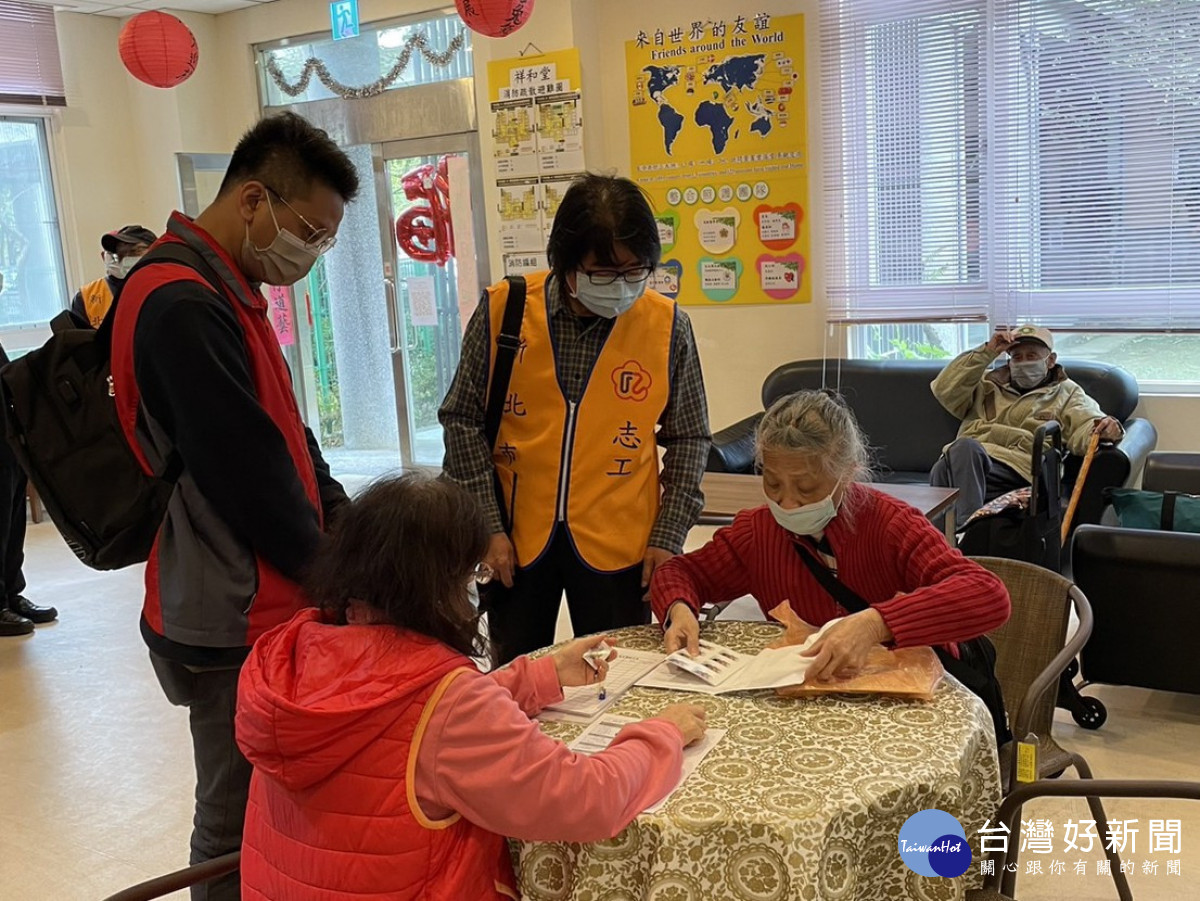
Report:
635,626,833,695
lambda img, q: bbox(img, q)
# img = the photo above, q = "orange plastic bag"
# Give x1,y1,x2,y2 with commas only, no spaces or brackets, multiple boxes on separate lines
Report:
765,602,945,701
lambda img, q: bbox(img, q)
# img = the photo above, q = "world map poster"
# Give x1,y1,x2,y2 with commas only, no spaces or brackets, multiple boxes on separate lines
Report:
626,12,809,306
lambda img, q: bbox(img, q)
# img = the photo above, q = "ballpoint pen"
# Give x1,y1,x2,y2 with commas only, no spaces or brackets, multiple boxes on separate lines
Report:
583,643,611,701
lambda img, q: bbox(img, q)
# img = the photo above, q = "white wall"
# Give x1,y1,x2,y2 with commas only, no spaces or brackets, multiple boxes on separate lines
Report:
54,12,145,286
1134,396,1200,453
50,0,1200,445
54,10,227,289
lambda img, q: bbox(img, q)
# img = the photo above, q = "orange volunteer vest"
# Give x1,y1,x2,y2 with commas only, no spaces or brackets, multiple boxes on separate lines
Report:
486,271,674,572
79,277,114,328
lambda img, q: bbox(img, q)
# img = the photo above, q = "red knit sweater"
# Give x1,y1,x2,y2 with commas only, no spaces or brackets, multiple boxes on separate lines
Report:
650,485,1010,651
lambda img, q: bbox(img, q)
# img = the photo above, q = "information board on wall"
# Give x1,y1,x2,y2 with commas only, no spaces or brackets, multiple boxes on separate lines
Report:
625,12,809,306
488,48,586,278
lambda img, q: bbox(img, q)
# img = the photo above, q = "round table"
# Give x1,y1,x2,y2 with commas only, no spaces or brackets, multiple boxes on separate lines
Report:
517,622,1001,901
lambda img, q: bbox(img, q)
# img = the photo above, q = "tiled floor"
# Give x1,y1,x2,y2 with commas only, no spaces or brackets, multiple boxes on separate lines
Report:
1,521,1197,899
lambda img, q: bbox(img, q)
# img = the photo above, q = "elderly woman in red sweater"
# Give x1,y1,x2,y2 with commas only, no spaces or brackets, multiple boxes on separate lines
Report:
651,390,1010,686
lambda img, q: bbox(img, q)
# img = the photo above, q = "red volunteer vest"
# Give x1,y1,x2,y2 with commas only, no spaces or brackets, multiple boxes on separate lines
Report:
240,627,518,900
110,216,321,644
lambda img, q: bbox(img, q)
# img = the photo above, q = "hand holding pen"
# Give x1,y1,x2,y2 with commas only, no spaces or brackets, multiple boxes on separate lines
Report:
551,634,616,692
583,642,614,701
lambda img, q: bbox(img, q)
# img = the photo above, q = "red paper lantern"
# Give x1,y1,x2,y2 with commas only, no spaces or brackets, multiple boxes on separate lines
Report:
118,12,199,89
455,0,535,38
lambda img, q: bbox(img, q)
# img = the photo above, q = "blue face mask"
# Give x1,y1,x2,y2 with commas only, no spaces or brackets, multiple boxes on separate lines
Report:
573,271,647,318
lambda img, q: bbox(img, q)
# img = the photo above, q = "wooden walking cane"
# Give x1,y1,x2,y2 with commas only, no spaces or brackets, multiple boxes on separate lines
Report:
1061,431,1102,543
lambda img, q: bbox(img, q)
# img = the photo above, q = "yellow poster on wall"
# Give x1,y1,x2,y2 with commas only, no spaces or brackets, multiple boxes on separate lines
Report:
488,49,587,276
625,12,808,306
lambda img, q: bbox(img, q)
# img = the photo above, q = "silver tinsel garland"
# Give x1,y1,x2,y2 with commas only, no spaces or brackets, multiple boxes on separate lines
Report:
265,30,467,100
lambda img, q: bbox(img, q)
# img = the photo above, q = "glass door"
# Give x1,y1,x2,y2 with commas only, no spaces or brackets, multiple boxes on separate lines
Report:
378,134,488,468
288,134,487,492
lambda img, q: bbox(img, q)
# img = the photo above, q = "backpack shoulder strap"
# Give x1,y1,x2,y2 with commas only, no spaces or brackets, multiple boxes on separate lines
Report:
483,276,526,451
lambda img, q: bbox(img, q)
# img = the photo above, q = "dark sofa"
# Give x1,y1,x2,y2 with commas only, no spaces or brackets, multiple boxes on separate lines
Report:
707,358,1157,533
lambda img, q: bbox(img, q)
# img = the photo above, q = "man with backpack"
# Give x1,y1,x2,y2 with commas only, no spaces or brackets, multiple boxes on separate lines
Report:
109,113,357,900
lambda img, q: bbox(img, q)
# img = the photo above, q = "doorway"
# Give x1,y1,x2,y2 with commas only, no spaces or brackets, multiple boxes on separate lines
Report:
283,134,487,494
258,10,486,492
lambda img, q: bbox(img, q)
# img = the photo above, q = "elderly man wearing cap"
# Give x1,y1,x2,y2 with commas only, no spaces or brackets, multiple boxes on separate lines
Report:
69,225,157,329
930,324,1124,526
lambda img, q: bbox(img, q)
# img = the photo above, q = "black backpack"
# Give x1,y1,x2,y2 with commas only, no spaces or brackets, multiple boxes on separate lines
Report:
957,423,1063,572
0,243,218,570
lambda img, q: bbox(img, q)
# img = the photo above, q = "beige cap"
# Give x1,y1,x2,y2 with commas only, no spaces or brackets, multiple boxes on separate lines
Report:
1009,324,1054,351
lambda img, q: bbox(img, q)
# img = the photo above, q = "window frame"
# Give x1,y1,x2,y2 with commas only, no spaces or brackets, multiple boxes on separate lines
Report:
827,0,1200,390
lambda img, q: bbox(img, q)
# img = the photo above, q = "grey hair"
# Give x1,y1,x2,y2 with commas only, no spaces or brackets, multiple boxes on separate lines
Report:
755,390,874,485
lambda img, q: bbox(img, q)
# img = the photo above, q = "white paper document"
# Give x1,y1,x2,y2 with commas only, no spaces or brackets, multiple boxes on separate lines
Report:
636,624,838,696
568,714,725,812
540,648,666,721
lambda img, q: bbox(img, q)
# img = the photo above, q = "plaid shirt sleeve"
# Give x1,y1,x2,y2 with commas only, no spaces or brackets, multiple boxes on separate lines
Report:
438,293,506,534
649,306,712,553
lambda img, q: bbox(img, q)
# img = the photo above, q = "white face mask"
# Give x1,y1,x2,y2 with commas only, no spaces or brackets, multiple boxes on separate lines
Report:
466,580,481,609
105,255,140,281
767,492,840,536
243,193,319,286
1010,358,1049,389
573,271,647,318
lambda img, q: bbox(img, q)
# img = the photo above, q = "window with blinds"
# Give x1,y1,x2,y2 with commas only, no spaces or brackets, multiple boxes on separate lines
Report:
823,0,1200,333
0,2,65,107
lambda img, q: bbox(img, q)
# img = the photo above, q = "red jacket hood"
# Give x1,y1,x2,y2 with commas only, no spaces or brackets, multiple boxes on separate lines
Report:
236,608,466,791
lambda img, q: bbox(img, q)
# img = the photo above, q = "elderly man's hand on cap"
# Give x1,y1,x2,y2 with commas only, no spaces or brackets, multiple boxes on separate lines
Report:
986,329,1014,355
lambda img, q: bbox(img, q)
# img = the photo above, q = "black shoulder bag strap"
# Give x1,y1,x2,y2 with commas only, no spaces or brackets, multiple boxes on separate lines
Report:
483,276,526,451
792,539,868,614
791,541,1011,745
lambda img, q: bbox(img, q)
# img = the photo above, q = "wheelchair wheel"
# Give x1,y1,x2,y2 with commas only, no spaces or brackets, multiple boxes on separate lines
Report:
1072,696,1108,730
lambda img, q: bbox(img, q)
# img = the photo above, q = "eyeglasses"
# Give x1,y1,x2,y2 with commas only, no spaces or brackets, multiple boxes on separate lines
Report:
580,265,655,285
471,562,495,585
262,184,338,255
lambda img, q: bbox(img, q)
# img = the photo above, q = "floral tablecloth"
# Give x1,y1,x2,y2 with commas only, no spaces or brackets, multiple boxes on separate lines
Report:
516,622,1001,901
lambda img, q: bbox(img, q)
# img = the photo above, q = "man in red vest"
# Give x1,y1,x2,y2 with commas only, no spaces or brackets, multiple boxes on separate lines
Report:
111,113,357,900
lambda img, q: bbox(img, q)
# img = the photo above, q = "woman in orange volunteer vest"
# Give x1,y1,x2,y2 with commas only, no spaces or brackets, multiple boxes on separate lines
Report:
236,473,706,900
439,174,712,663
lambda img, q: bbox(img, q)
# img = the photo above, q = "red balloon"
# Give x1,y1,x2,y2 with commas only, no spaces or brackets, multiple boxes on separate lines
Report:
455,0,535,38
119,12,199,89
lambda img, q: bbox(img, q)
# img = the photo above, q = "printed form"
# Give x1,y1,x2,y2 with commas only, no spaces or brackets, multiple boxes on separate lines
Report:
568,714,726,812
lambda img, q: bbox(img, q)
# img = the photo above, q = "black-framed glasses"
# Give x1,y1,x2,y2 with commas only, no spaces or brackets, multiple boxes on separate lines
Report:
471,562,495,585
580,265,655,285
262,184,338,255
